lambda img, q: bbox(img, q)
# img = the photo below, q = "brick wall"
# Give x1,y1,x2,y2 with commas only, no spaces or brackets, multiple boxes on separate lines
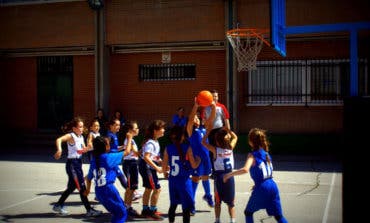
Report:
108,50,226,127
0,57,37,131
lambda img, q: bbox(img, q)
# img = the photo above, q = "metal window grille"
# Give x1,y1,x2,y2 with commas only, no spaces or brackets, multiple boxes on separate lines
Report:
139,64,196,81
247,59,368,106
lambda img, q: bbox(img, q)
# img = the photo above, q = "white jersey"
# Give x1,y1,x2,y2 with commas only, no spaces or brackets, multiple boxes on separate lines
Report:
67,132,84,159
89,131,100,139
204,105,226,129
88,131,100,150
123,138,139,160
213,147,234,172
141,139,161,163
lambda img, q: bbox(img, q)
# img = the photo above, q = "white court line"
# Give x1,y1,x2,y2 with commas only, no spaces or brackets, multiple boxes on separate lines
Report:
322,173,336,223
0,189,57,192
0,195,46,212
237,191,328,196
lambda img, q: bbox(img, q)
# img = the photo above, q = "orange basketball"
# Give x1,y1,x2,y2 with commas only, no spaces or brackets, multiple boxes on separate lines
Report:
196,90,213,107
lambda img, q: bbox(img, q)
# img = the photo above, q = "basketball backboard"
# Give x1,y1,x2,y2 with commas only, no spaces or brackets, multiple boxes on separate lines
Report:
270,0,286,57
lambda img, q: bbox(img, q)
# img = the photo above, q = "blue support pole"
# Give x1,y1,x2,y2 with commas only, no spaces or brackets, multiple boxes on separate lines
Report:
285,22,370,97
350,29,358,96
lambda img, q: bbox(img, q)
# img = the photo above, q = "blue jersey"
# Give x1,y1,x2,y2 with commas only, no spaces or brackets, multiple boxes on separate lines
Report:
87,152,124,186
166,143,195,211
188,126,209,158
246,149,285,219
250,149,273,186
107,131,120,153
166,143,192,178
188,126,212,176
87,151,128,223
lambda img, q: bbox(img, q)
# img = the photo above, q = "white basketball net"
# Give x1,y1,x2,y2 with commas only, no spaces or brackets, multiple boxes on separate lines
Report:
227,29,266,72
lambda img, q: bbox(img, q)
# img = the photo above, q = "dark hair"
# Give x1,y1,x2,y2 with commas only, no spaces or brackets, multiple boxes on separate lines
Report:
92,136,108,172
108,117,119,127
248,128,271,163
214,128,232,149
61,116,84,133
169,125,185,144
122,120,138,135
89,118,100,128
248,128,269,152
169,125,186,161
142,119,166,145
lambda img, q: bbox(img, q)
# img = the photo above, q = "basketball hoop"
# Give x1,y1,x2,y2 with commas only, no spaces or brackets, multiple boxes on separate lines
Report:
226,28,270,72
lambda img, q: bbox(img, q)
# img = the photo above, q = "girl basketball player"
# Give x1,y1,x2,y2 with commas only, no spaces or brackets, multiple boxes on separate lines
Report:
162,125,201,223
52,117,102,217
121,120,142,218
85,136,129,223
106,118,128,189
138,119,166,220
223,128,288,223
86,118,101,161
202,104,238,223
186,98,214,214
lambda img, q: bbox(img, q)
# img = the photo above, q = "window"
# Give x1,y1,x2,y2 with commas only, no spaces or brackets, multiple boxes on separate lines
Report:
247,59,368,105
139,64,196,81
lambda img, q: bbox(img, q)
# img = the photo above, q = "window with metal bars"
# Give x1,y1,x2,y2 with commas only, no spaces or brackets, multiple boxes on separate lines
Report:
139,64,196,81
247,59,368,106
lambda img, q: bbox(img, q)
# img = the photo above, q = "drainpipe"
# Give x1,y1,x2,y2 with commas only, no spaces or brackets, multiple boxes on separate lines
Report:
226,0,237,131
89,0,107,112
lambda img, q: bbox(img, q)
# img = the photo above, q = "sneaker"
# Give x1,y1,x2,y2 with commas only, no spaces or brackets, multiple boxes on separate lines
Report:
52,204,69,216
190,209,196,216
127,207,140,218
86,207,103,217
132,190,143,201
203,195,215,207
148,209,164,221
141,209,150,218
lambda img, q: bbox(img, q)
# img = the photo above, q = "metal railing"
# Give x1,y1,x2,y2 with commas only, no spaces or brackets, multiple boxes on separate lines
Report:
246,59,368,106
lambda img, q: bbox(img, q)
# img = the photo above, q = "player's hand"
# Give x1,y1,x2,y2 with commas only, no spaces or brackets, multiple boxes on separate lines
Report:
223,173,230,183
156,166,163,173
164,171,169,179
77,146,88,154
126,132,133,139
83,189,90,196
54,150,62,160
194,97,199,106
195,155,201,167
195,155,201,163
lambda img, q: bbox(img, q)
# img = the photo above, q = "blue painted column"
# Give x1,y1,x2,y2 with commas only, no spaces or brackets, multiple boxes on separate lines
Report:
350,29,358,96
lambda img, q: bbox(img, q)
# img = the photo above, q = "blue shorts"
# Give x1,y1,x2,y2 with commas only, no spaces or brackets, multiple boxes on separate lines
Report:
192,153,212,176
168,176,195,211
246,179,283,216
139,158,161,189
214,171,235,207
122,159,139,190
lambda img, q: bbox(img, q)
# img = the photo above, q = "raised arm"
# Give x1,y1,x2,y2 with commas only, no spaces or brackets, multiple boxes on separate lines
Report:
204,102,216,130
186,97,199,137
201,126,216,158
229,129,238,150
123,132,133,156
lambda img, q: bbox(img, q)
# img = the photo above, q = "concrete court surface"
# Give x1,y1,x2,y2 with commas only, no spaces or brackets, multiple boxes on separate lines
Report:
0,153,342,223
